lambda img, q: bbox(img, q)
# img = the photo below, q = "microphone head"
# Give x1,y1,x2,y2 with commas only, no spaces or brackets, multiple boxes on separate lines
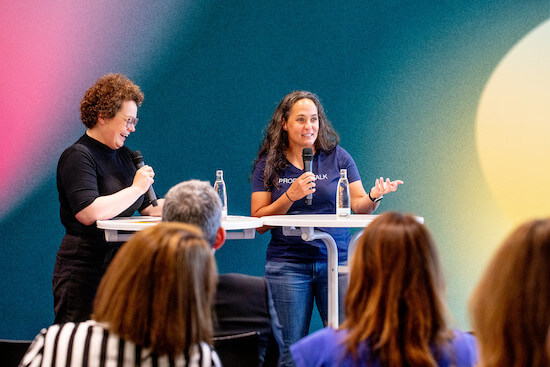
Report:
302,147,313,161
131,150,144,165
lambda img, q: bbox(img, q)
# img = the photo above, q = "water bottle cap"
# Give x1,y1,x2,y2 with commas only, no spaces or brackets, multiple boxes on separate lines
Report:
340,169,347,175
216,170,223,176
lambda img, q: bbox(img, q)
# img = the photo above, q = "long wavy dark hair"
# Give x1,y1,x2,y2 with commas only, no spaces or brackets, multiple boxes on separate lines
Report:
252,91,339,190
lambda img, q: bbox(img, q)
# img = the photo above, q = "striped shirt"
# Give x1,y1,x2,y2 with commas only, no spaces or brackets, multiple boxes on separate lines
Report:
19,320,222,367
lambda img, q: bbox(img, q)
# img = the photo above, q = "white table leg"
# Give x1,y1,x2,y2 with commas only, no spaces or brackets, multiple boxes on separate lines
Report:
312,230,339,328
348,230,363,262
282,226,340,328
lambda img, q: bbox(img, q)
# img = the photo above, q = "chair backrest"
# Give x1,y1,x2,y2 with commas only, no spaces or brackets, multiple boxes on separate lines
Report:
214,331,260,367
0,339,32,367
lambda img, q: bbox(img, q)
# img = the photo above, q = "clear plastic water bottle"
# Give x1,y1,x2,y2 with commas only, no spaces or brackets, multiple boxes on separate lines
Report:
214,170,228,219
336,169,350,217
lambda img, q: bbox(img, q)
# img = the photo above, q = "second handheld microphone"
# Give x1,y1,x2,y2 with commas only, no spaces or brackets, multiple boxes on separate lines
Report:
131,150,158,207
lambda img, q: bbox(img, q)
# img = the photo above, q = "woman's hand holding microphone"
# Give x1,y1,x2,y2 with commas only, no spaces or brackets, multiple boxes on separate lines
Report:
133,165,155,194
285,172,317,202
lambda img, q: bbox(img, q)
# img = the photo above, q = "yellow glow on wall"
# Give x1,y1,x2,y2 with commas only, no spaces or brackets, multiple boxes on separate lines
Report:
476,19,550,225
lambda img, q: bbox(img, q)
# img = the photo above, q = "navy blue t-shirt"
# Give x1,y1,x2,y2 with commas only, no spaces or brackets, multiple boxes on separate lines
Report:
252,145,361,262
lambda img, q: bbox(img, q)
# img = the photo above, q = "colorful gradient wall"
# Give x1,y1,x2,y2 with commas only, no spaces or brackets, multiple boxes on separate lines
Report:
1,1,549,338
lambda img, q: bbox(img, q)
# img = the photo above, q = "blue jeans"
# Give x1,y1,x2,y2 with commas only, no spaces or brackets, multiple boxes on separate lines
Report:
265,260,348,367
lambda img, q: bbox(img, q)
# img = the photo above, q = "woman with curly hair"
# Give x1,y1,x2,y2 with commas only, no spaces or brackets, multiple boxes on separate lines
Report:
251,91,403,366
470,218,550,367
22,222,221,367
291,212,478,366
53,73,164,323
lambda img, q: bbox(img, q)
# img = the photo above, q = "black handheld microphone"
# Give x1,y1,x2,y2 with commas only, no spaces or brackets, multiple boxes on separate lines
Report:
302,148,314,205
131,150,158,207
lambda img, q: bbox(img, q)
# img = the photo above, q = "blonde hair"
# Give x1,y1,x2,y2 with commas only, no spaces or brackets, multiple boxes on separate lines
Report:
342,212,450,366
470,218,550,367
93,222,218,357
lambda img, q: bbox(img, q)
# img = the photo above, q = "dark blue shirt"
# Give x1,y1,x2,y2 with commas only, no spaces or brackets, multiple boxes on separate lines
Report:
252,146,361,262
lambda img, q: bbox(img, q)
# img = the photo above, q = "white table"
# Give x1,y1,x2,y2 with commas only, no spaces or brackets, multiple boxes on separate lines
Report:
97,215,263,242
260,214,424,328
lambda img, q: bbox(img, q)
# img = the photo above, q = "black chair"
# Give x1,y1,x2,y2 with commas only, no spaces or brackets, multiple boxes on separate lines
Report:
0,339,32,367
214,331,260,367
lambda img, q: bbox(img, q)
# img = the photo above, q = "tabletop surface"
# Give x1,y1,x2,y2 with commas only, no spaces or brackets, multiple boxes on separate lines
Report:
97,215,263,231
261,214,424,227
97,214,423,231
260,214,379,228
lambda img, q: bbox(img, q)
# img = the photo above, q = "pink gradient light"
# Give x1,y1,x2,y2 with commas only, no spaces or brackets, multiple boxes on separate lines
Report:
0,3,105,218
0,2,148,218
0,1,201,219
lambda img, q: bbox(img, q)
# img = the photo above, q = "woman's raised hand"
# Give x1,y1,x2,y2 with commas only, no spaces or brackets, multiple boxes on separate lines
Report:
370,177,403,198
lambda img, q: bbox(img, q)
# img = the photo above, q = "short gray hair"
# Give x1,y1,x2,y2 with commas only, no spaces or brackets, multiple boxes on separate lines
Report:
162,180,222,246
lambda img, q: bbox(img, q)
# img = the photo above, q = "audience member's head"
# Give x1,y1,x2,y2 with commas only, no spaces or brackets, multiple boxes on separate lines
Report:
93,222,218,357
470,218,550,367
342,211,450,365
162,180,225,249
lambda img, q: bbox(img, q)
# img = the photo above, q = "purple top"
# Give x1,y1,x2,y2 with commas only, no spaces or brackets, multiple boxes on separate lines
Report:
291,327,479,367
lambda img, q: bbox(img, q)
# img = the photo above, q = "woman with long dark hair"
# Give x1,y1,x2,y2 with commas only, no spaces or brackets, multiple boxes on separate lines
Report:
251,91,403,366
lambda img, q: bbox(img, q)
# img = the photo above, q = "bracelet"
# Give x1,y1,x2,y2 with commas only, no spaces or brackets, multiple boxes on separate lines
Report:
368,191,383,203
285,191,296,203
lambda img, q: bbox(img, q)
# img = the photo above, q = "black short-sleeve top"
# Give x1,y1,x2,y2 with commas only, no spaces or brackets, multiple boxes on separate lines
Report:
57,134,151,239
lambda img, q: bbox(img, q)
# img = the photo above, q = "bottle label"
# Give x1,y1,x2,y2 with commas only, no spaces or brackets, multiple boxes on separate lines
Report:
337,207,351,217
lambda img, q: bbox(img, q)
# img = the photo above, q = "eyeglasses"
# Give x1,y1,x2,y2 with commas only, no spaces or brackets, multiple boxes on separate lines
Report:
116,114,139,129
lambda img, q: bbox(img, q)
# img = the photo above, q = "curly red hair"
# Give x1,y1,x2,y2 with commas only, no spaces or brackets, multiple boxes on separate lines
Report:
80,73,144,128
